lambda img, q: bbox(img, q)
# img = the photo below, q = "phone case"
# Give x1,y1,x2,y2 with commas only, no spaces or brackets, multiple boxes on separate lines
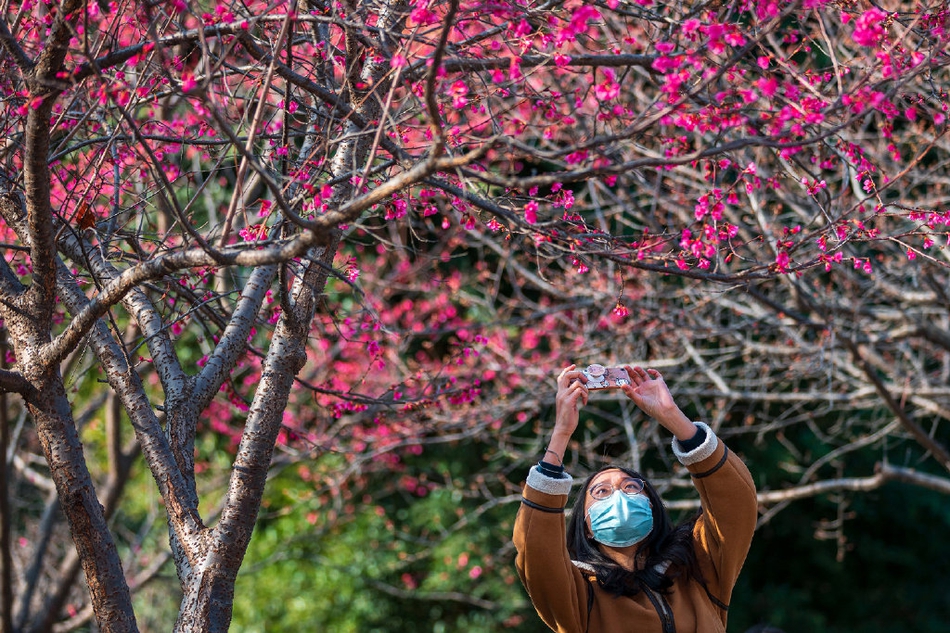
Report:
582,364,631,390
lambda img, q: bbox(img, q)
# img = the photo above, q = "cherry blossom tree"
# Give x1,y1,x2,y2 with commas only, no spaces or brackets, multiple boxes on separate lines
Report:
1,0,950,631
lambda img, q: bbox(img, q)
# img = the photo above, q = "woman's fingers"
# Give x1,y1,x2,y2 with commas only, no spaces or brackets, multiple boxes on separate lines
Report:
558,365,587,391
574,380,589,406
558,363,579,386
564,378,589,402
625,365,647,385
625,365,662,386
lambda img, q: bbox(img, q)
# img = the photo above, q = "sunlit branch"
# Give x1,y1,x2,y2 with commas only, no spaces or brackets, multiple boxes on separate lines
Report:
43,233,320,368
54,262,206,553
22,101,59,318
666,464,950,513
311,149,481,230
193,265,279,409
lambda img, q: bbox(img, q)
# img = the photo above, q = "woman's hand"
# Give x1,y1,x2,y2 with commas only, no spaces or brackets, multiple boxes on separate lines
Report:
620,366,696,441
544,365,589,465
554,364,589,437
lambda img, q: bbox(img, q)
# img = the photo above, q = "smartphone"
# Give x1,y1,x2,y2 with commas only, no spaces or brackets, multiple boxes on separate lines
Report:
581,364,631,390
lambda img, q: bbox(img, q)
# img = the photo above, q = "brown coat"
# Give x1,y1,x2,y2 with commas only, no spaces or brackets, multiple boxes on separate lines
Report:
514,426,757,633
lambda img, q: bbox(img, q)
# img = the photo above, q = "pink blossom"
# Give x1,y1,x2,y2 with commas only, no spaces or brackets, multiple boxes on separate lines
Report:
239,224,267,241
594,70,620,101
524,201,538,224
652,56,681,74
852,8,888,47
513,19,532,37
724,32,745,47
775,251,790,272
756,76,778,97
450,80,469,108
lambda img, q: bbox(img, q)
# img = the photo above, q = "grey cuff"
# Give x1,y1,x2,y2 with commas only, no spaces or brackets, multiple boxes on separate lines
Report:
526,465,574,496
672,421,719,466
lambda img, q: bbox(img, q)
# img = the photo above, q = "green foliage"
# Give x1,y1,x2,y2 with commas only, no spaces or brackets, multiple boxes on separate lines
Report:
232,439,537,632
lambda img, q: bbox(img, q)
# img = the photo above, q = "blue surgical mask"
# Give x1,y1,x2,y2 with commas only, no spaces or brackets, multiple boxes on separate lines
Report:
587,490,654,547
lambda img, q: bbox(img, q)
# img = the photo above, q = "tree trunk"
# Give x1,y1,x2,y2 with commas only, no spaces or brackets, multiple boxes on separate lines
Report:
26,378,138,632
174,295,324,632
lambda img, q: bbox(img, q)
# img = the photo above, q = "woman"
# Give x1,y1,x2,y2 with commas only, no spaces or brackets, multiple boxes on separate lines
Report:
514,364,758,633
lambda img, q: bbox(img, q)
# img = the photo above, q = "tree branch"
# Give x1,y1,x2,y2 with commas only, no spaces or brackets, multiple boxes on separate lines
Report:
437,52,655,73
0,368,32,395
847,338,950,472
53,262,205,555
0,16,33,72
43,232,320,369
665,463,950,512
193,265,278,412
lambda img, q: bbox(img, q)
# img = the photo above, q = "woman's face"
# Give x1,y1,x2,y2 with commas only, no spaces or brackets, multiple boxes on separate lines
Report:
583,468,650,530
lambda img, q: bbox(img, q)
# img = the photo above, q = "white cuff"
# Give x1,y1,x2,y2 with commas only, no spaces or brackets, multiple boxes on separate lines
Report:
526,466,574,496
672,421,719,466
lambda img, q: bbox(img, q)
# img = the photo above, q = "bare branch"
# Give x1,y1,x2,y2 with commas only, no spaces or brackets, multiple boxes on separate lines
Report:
0,368,31,395
665,463,950,512
43,234,320,369
0,17,32,72
193,265,278,409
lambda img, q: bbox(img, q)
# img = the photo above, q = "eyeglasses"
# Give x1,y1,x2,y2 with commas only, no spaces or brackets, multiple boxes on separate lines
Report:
588,477,645,500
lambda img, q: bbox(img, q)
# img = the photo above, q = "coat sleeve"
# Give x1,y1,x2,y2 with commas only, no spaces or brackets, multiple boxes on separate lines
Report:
673,422,758,610
513,467,590,633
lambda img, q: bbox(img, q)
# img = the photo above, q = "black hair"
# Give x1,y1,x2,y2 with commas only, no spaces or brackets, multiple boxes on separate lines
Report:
566,465,703,597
